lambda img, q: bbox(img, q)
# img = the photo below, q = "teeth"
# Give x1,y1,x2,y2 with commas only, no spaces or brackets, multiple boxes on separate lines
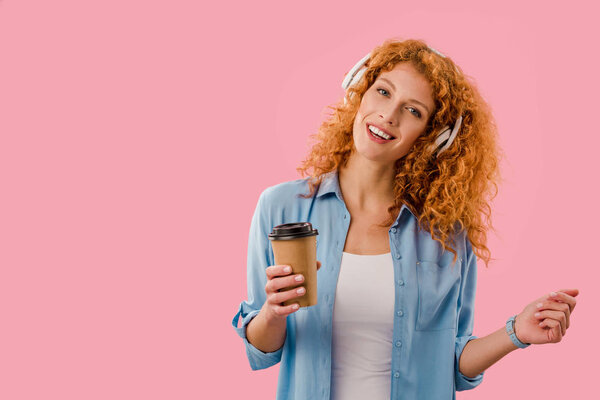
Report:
368,125,392,140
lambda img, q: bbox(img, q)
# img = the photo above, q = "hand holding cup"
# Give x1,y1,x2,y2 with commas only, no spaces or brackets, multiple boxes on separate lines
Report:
262,261,321,321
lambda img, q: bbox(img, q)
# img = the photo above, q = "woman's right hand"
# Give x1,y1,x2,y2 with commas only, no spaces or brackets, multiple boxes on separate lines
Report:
247,261,321,352
262,261,321,321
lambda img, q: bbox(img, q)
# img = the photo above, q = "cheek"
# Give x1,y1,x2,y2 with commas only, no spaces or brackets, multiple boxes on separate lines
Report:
407,119,427,136
352,110,364,133
404,131,422,146
352,120,361,144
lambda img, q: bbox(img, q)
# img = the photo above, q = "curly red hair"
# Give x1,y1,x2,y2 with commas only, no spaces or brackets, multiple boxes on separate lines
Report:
296,38,503,267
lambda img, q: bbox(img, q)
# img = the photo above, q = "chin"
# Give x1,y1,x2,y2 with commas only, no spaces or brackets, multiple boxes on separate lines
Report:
354,144,393,164
353,136,403,164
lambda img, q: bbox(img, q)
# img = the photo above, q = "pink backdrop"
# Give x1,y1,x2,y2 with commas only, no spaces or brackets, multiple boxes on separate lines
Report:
1,0,597,398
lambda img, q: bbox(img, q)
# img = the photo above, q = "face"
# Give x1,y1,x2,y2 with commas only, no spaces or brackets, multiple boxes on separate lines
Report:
352,62,435,165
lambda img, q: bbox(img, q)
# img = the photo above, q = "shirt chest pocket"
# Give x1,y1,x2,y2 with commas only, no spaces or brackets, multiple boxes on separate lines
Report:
415,260,461,331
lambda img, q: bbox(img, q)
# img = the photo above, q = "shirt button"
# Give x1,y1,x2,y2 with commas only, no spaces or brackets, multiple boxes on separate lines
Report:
396,310,404,317
325,295,330,302
391,227,397,233
343,214,347,219
394,253,401,259
394,371,400,378
397,279,404,286
395,340,402,347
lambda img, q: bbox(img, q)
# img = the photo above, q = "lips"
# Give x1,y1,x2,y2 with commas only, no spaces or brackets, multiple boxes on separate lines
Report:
366,123,397,142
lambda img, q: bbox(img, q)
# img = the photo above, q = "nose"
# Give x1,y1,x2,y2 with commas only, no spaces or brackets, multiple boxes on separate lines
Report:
378,104,400,126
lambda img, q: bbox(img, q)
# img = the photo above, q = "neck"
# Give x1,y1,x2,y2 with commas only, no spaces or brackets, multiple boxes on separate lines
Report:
338,152,396,214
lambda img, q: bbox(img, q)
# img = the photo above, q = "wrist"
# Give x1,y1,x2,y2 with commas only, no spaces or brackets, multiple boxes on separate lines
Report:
513,314,526,343
246,306,287,353
261,304,287,327
506,314,530,349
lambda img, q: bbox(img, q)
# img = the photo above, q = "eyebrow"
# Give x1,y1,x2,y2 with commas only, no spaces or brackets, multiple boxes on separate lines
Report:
379,77,431,114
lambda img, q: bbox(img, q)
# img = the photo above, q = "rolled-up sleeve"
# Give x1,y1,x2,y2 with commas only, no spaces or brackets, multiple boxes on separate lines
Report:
231,189,283,370
454,239,484,391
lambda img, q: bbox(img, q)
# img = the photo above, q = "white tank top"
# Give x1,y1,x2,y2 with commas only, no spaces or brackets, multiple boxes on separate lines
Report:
330,252,395,400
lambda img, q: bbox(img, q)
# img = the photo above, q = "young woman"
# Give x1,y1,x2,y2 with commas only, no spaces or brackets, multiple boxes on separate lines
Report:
232,38,579,400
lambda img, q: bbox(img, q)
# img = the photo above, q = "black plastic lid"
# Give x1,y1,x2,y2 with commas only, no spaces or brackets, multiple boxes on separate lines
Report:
268,222,319,241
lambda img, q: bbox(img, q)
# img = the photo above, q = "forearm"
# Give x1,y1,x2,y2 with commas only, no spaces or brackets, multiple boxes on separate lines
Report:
245,306,287,353
458,324,520,378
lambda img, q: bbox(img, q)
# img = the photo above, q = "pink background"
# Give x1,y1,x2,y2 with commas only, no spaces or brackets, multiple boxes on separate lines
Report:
1,0,598,398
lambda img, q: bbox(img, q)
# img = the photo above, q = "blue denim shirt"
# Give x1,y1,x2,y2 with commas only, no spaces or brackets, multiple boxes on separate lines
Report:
232,170,484,399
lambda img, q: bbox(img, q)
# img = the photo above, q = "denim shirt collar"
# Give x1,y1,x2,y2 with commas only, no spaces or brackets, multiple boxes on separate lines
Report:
316,169,417,227
316,170,342,200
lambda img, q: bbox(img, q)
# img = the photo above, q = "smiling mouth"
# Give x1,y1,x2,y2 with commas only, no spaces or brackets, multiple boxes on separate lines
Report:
367,124,396,140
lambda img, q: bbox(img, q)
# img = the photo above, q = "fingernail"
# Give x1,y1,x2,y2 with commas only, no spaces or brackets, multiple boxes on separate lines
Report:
550,292,558,297
534,312,541,317
283,266,291,273
295,274,304,282
536,302,543,308
297,287,306,295
292,303,299,309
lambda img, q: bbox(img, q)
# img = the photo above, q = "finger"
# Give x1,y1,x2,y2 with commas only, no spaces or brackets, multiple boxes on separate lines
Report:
266,264,293,280
268,286,306,305
543,319,564,343
548,290,578,313
272,302,301,317
265,273,304,294
536,300,571,328
557,288,579,297
535,310,566,335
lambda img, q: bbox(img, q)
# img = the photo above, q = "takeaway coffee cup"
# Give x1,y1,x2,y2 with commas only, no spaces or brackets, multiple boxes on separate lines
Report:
268,222,319,307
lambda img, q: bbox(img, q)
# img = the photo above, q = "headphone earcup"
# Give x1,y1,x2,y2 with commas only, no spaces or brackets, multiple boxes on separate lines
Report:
342,53,370,90
343,68,367,104
429,115,463,157
342,53,371,104
428,126,452,154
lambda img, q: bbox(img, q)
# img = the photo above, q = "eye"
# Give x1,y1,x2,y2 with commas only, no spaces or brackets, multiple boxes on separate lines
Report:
377,88,389,97
407,107,422,118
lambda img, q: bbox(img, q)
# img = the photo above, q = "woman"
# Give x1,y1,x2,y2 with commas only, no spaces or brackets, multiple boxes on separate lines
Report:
232,38,578,399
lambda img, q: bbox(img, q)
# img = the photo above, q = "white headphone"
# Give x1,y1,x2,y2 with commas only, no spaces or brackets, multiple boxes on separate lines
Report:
341,46,463,157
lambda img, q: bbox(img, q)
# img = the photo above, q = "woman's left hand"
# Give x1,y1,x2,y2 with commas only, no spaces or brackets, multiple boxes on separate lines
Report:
514,288,579,345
